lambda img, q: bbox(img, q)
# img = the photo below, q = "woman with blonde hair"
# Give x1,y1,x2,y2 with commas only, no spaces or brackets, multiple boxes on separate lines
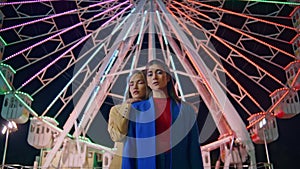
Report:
108,70,150,169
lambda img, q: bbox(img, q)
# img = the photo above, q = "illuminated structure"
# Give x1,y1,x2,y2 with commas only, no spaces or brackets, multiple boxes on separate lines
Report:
0,0,299,168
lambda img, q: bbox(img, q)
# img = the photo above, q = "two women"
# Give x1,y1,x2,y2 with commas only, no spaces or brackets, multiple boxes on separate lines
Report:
108,60,203,169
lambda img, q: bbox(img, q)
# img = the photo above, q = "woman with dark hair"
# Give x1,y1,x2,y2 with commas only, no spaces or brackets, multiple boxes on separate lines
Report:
108,70,150,169
122,59,203,169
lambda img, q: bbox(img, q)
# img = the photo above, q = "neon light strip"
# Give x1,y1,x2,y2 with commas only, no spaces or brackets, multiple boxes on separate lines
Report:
290,69,300,87
14,93,38,117
100,50,119,84
0,0,116,33
170,54,185,101
289,6,300,17
0,9,76,33
87,0,116,8
199,43,266,114
187,0,297,31
53,59,105,119
169,4,280,111
289,33,299,44
111,8,136,35
172,4,286,85
156,10,168,45
93,0,129,19
123,18,136,41
122,7,139,41
3,22,83,62
174,2,296,59
0,63,16,73
14,93,71,137
136,11,147,45
99,3,132,28
247,89,289,129
0,36,7,46
3,0,123,62
21,33,92,87
0,71,13,91
43,43,105,117
0,0,58,6
155,9,185,99
168,10,193,36
242,0,300,6
18,2,130,90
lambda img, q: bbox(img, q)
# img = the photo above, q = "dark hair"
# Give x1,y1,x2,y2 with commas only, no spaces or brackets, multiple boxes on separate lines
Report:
125,69,150,100
145,59,181,103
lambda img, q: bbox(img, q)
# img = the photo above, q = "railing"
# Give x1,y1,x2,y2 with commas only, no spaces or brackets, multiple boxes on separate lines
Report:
1,162,274,169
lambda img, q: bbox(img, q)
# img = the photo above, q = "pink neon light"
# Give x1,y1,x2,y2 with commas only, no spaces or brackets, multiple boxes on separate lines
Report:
289,6,300,17
173,1,296,59
0,0,117,33
0,0,58,6
88,0,116,8
21,33,92,87
169,3,281,111
93,0,129,19
187,0,297,31
0,9,77,33
289,33,299,44
4,22,83,61
101,3,133,28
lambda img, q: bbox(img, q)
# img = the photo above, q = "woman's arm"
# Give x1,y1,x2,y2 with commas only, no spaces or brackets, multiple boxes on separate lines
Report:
108,103,131,142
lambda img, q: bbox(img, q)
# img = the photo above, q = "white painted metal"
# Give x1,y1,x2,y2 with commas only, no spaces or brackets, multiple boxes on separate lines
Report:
0,1,298,168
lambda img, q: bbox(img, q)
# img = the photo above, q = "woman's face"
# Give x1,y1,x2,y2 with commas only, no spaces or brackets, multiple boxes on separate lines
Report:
129,73,147,99
146,64,170,91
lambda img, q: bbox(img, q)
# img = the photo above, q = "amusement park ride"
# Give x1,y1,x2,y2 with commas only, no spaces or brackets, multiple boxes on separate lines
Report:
0,0,299,169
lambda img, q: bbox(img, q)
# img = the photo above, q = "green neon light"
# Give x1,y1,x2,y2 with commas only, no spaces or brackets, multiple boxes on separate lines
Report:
0,63,16,74
15,90,34,101
14,93,37,115
0,36,7,46
0,71,13,91
41,116,59,125
242,0,300,5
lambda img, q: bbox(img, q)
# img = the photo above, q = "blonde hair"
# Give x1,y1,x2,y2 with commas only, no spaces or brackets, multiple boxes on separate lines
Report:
125,69,150,100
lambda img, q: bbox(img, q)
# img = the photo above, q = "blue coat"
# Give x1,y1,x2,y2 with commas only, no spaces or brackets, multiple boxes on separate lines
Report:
122,97,203,169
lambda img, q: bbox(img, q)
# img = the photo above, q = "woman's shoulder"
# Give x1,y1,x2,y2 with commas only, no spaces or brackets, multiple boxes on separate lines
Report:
111,103,130,111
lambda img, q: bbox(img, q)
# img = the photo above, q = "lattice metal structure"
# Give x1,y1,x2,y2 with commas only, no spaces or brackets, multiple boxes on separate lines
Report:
0,0,299,168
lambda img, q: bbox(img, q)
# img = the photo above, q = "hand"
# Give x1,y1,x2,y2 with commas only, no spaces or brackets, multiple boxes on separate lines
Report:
126,98,141,104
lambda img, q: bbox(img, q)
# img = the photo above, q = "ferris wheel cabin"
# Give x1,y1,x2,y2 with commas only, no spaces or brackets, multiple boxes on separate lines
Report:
270,88,300,119
27,116,59,149
0,63,15,94
247,112,279,144
1,91,32,124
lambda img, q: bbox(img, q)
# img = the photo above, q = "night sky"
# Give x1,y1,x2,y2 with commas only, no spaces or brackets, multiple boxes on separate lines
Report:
0,1,300,169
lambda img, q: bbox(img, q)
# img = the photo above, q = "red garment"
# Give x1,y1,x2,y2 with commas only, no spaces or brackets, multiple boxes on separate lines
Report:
154,98,171,153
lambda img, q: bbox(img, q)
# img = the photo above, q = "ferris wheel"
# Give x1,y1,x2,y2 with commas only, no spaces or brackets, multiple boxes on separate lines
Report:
0,0,299,169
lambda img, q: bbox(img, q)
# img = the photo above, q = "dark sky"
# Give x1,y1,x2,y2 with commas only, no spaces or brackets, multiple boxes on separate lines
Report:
0,1,300,169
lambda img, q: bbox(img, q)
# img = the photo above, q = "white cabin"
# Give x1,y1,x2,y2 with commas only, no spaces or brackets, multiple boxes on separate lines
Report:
27,116,59,149
1,91,32,124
